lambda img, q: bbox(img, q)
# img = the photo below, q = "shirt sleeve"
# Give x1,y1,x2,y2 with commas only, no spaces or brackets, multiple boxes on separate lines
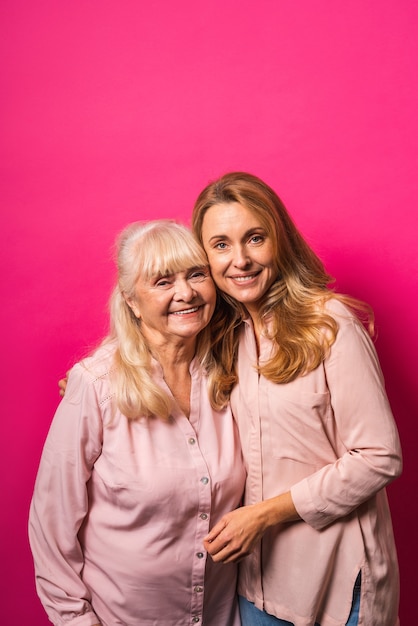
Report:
29,363,104,626
291,314,402,530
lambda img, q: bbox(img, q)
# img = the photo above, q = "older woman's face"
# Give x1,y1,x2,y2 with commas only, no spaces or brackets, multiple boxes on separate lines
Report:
130,265,216,348
200,202,277,317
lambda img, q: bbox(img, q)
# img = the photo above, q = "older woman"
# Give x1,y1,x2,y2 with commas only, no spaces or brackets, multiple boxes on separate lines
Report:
192,172,402,626
29,220,246,626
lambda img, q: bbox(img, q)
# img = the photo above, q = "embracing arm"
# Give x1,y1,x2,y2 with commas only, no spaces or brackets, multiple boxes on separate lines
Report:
29,364,103,626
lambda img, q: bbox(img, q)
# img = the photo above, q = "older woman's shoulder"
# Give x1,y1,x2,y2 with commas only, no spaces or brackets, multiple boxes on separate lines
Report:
80,340,116,377
65,340,117,404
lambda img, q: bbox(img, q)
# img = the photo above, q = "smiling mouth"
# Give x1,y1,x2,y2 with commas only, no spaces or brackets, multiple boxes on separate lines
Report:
170,306,200,315
228,273,259,282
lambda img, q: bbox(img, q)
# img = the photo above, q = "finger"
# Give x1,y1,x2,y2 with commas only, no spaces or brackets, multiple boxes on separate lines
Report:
203,519,227,543
203,536,225,556
204,530,238,558
209,543,245,564
204,525,232,554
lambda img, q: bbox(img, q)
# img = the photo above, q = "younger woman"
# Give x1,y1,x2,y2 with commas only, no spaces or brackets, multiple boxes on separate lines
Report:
193,172,402,626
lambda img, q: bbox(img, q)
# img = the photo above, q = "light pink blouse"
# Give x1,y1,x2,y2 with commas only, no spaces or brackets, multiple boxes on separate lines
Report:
232,300,402,626
29,344,246,626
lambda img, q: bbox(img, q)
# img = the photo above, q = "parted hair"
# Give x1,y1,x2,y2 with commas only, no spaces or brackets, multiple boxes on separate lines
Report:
106,220,219,419
192,172,374,408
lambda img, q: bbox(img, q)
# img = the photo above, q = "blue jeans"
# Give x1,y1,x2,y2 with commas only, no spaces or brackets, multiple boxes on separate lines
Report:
238,572,361,626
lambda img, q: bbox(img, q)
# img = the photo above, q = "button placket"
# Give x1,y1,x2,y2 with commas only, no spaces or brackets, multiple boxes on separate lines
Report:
180,415,210,622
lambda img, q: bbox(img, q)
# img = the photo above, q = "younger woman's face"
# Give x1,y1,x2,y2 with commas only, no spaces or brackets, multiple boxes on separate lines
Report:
200,202,278,316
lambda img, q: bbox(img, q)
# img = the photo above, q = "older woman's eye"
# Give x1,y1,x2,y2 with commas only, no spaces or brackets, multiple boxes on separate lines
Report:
250,235,264,244
155,278,171,287
189,269,209,280
214,242,227,250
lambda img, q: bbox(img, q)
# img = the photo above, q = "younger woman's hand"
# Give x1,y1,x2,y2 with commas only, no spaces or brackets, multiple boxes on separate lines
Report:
58,371,70,397
203,492,299,564
203,504,268,563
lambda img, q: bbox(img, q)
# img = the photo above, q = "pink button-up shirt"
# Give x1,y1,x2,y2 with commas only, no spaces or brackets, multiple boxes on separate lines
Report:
231,300,402,626
29,344,246,626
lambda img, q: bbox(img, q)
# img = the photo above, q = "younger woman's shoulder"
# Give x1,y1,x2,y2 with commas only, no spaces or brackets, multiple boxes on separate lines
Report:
324,296,353,316
324,296,376,355
323,296,364,327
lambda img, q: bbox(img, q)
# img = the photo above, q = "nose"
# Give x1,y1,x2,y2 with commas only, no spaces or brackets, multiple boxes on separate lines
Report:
232,245,251,269
173,278,196,301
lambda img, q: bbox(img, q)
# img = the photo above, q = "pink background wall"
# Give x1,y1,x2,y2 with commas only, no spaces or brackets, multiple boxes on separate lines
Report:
1,1,416,623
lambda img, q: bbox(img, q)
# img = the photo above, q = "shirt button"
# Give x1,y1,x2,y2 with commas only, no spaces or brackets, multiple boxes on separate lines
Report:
199,513,208,520
200,476,209,484
196,552,204,559
194,585,203,593
188,438,196,445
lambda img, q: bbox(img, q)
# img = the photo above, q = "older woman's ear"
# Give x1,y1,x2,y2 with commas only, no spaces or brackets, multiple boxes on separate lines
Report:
124,294,141,320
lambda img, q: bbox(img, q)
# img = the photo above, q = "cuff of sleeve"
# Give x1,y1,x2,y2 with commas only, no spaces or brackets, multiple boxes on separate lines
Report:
291,479,332,531
59,612,101,626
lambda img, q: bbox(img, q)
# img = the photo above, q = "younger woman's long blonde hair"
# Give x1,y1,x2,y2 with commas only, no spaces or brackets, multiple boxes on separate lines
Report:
105,220,218,419
192,172,374,407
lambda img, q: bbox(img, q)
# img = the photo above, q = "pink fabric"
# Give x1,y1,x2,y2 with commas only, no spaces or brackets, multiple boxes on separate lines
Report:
232,300,402,626
29,343,246,626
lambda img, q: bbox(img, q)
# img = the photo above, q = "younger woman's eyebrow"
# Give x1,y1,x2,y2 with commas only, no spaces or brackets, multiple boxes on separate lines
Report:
208,227,266,243
208,233,229,243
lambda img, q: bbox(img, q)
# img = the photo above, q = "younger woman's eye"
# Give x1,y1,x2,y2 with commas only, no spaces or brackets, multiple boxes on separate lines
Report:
250,234,264,244
214,242,227,250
